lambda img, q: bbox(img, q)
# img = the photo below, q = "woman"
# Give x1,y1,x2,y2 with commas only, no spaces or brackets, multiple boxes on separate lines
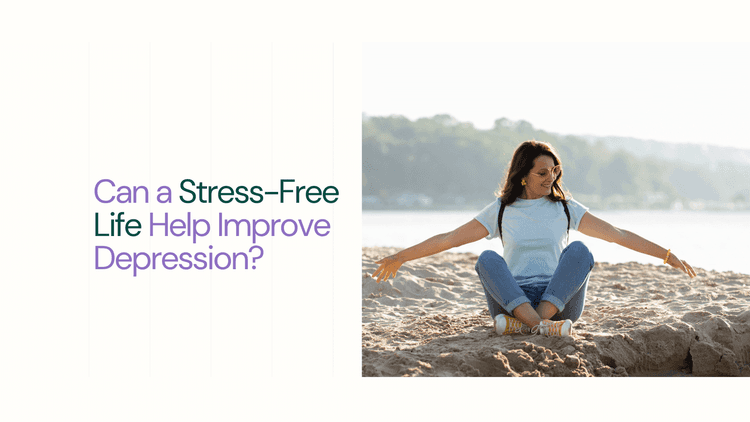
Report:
372,140,696,337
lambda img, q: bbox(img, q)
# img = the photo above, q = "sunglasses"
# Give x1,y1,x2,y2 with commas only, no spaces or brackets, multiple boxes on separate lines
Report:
530,165,561,178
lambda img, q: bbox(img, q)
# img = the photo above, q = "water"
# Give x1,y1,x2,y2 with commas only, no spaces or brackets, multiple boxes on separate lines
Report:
363,210,750,275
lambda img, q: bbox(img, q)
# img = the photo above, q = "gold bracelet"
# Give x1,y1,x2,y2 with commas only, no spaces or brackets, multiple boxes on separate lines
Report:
663,249,671,264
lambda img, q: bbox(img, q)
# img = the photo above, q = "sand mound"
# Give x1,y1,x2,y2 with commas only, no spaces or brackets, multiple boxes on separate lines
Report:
362,247,750,377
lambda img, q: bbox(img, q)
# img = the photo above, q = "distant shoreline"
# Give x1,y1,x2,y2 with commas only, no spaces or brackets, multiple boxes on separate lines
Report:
364,210,750,276
363,204,750,213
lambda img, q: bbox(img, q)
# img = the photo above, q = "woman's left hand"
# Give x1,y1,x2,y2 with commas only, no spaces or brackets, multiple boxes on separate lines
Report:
666,252,697,278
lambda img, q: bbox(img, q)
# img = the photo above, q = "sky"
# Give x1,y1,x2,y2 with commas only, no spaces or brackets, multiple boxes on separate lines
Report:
363,43,750,150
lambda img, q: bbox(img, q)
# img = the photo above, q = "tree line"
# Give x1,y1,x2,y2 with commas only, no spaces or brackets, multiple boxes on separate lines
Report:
362,114,750,210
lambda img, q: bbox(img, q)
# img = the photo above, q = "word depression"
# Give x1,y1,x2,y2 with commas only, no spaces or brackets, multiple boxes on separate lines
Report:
94,179,339,204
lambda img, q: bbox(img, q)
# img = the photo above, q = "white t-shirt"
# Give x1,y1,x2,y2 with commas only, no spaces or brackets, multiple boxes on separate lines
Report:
474,196,589,285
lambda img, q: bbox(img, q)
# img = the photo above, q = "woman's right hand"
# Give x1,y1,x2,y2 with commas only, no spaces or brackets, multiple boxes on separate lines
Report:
370,220,488,284
372,255,404,283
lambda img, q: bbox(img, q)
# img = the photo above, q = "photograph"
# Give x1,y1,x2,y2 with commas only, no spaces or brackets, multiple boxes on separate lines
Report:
362,43,750,377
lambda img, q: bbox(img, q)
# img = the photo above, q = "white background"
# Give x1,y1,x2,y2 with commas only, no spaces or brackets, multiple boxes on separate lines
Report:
1,1,748,421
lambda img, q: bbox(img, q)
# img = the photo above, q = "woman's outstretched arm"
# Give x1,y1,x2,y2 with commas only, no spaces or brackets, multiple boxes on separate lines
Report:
372,219,489,283
578,212,697,278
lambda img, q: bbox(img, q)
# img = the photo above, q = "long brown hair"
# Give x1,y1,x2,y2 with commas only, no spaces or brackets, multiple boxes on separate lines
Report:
495,140,568,206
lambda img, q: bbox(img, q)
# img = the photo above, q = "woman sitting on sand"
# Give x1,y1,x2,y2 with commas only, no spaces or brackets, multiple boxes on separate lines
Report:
373,140,697,337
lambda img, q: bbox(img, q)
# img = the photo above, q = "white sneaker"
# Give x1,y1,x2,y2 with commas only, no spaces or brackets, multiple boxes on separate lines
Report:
494,315,531,335
531,319,573,337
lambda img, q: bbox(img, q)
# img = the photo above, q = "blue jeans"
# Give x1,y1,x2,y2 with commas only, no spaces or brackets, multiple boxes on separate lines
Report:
474,241,594,322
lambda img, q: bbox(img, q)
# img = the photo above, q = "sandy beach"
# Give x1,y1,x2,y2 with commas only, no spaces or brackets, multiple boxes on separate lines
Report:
362,247,750,377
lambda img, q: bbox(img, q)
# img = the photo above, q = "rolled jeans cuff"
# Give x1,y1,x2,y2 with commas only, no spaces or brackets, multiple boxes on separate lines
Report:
541,294,565,313
505,296,531,315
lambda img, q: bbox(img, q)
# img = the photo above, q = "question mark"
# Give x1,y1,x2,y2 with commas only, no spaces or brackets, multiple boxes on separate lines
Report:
249,245,264,269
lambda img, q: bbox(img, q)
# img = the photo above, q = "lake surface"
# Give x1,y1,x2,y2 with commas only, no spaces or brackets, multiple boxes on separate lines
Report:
363,210,750,275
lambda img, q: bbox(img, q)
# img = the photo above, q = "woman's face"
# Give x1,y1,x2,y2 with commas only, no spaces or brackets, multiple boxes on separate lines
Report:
522,155,559,199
